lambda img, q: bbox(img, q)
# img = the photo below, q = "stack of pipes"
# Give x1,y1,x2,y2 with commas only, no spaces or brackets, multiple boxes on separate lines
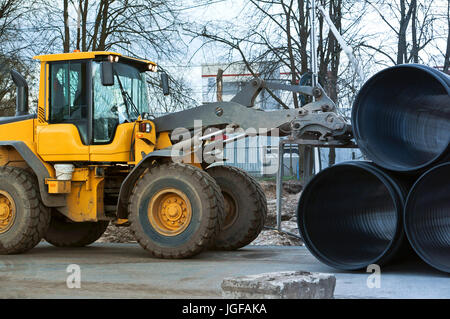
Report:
297,64,450,273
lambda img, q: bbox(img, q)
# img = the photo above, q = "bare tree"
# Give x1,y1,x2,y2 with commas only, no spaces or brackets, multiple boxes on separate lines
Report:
363,0,437,65
30,0,184,59
63,0,70,52
0,0,32,116
186,0,354,111
444,0,450,73
9,0,204,113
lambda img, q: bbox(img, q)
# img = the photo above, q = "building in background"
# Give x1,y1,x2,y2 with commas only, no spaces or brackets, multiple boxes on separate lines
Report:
201,62,280,109
435,66,449,75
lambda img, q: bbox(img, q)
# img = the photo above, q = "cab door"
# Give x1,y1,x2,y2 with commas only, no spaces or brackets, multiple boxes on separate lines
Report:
37,60,90,162
88,61,133,162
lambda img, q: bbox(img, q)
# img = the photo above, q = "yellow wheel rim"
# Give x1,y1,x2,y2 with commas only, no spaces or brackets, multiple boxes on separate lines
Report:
222,192,238,230
0,190,16,234
148,188,192,236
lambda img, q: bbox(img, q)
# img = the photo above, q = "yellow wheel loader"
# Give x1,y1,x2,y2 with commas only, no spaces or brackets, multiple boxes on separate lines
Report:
0,51,351,258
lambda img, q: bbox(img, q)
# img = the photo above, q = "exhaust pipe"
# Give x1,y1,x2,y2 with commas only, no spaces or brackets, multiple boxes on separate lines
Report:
352,64,450,172
10,69,29,116
405,162,450,273
297,161,414,270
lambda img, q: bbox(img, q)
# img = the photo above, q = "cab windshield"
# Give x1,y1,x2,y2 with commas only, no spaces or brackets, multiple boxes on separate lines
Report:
92,61,149,143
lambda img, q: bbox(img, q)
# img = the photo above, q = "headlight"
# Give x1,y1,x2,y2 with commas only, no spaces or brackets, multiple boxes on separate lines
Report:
108,55,119,63
139,122,152,133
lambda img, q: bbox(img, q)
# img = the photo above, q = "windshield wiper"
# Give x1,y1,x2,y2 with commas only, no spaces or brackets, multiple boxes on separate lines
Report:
114,71,140,119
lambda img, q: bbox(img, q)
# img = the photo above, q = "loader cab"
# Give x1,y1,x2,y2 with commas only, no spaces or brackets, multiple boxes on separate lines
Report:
49,60,90,144
34,52,158,162
91,59,149,144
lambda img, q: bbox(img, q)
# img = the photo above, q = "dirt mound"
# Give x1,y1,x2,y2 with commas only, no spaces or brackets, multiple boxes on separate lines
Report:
259,180,303,195
98,225,136,243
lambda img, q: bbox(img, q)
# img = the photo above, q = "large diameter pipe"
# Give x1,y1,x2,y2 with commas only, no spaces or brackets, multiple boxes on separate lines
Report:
404,162,450,273
352,64,450,172
297,161,413,270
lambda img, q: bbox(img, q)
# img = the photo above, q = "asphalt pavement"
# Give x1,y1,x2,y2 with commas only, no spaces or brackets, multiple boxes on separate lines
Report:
0,243,448,299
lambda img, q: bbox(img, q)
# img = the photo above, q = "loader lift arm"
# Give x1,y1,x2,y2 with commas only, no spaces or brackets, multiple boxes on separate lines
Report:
153,77,352,141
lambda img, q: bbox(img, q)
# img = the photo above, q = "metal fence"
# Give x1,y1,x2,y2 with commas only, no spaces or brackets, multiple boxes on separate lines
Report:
221,136,362,178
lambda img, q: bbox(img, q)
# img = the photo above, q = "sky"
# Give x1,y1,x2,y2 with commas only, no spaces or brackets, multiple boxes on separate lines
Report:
21,0,449,106
165,0,448,104
163,0,247,102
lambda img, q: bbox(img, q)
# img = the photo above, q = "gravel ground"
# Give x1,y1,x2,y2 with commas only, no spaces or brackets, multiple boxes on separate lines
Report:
98,179,304,246
253,180,303,246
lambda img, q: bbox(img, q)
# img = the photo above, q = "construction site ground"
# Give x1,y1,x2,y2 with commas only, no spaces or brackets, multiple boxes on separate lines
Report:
1,179,448,299
0,243,448,299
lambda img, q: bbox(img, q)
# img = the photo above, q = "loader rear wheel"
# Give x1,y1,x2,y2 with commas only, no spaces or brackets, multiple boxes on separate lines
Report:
206,165,267,250
44,211,109,247
0,167,50,254
128,163,224,258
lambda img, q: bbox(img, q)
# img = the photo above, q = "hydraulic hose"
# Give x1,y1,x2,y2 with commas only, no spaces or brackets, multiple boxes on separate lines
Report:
352,64,450,172
404,162,450,273
297,161,414,270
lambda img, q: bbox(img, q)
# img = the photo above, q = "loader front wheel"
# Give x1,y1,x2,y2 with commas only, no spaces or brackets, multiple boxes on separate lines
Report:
0,167,50,254
128,163,224,258
206,165,267,250
44,211,109,247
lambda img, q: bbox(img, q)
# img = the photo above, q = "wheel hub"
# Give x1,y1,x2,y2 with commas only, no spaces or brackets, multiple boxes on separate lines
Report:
0,191,16,234
148,188,192,236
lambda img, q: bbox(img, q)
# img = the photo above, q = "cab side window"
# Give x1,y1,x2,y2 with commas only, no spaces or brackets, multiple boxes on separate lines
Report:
50,61,88,144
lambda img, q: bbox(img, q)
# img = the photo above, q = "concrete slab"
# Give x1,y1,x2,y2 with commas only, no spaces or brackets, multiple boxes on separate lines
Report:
221,271,336,299
0,242,449,299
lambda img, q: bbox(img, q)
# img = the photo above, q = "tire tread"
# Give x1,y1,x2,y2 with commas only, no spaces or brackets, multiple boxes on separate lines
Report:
0,167,50,254
128,163,224,258
207,165,267,250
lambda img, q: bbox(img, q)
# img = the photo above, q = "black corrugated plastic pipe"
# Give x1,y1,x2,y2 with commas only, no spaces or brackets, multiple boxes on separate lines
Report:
352,64,450,173
404,162,450,273
297,161,414,271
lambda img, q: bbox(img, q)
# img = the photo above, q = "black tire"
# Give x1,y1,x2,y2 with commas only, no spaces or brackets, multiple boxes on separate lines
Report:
45,211,109,247
206,165,267,250
0,167,50,254
128,163,224,258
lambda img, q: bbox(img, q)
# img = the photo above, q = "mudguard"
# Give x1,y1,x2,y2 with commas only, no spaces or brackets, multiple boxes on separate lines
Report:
0,141,66,207
116,149,174,218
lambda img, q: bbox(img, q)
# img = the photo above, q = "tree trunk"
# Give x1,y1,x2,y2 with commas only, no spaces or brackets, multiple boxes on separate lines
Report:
411,0,418,63
397,0,414,64
91,0,105,50
445,1,450,74
81,0,89,51
97,0,110,51
76,1,81,50
63,0,70,52
284,1,299,108
297,0,309,74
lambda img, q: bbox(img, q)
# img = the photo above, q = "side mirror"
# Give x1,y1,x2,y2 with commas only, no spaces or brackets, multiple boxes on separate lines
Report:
160,72,170,96
101,62,114,86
